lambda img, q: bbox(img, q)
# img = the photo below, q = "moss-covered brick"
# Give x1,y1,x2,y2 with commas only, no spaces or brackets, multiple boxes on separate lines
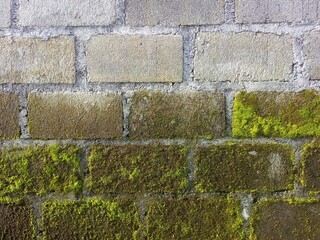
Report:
0,145,82,197
28,92,123,139
0,93,20,139
42,199,140,240
0,201,34,239
87,144,187,194
250,199,320,239
145,198,244,239
301,141,320,191
194,143,294,192
129,91,225,139
232,90,320,138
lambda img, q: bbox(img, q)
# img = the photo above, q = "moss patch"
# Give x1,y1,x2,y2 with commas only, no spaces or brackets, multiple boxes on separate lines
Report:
250,199,320,239
145,198,244,239
0,145,82,197
194,142,294,192
301,141,320,191
0,201,34,239
129,91,225,139
42,199,140,240
87,144,187,194
232,90,320,138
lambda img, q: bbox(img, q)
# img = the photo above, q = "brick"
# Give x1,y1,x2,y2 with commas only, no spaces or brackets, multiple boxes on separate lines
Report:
28,92,123,139
0,0,10,27
43,199,140,240
0,93,20,139
232,90,320,138
194,32,293,81
129,91,225,139
195,143,293,192
145,198,243,239
236,0,319,23
87,35,183,83
0,203,34,239
87,144,187,194
304,32,320,80
126,0,225,26
0,37,75,84
251,199,320,239
19,0,116,26
301,142,320,191
0,145,82,197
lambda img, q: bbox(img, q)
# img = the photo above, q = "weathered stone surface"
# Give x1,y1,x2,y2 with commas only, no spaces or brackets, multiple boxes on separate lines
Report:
304,32,320,80
195,143,294,192
87,35,183,83
301,142,320,191
43,200,140,240
126,0,225,26
0,0,10,27
19,0,116,26
129,91,225,139
232,90,320,138
145,198,243,239
236,0,320,23
194,32,293,81
0,93,20,139
28,92,123,139
0,145,82,197
87,144,187,194
0,203,34,239
0,37,75,84
251,200,320,239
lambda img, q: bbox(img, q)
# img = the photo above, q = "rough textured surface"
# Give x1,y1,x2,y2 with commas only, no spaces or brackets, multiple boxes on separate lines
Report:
19,0,116,26
28,92,123,139
87,144,187,194
232,90,320,138
0,145,82,197
145,198,243,239
126,0,225,26
0,37,75,84
194,32,293,82
42,199,140,240
0,0,10,27
236,0,320,23
195,143,294,192
87,35,183,83
0,93,20,139
0,202,34,239
251,199,320,239
304,32,320,80
129,91,225,139
301,142,320,191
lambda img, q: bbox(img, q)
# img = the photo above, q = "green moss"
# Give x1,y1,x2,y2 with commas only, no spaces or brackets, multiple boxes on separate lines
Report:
42,199,140,240
233,90,320,138
129,91,225,139
145,198,244,239
0,145,82,197
250,198,320,239
86,144,187,194
194,142,294,192
0,200,34,239
300,141,320,191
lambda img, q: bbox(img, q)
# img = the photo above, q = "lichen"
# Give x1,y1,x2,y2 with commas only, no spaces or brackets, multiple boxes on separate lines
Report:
86,144,187,194
232,90,320,138
42,199,140,240
0,145,82,198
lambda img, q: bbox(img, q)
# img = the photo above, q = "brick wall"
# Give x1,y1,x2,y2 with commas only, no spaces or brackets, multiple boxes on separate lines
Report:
0,0,320,239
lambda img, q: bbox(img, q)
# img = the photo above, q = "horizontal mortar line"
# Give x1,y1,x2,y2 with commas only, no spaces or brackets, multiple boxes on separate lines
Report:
0,81,320,93
0,137,312,148
0,23,318,38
